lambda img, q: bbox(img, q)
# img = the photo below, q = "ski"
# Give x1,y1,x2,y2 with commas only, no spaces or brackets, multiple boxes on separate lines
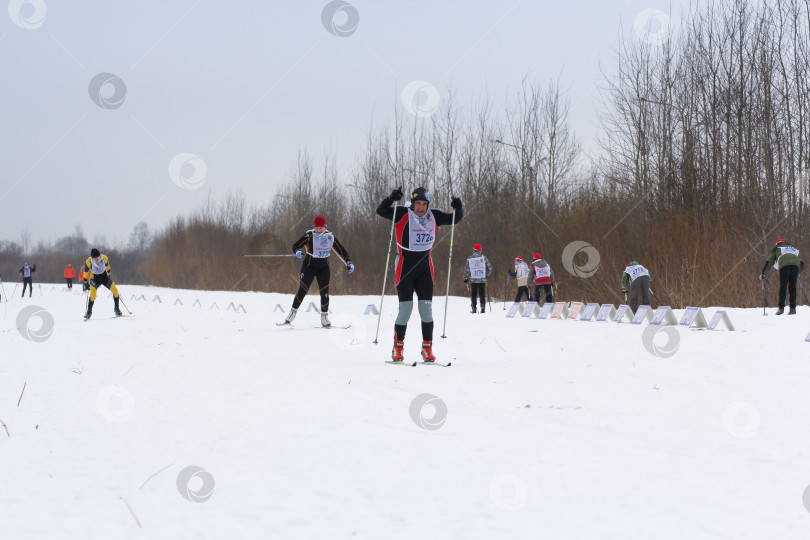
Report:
276,321,292,327
385,360,417,367
314,324,352,330
417,361,452,367
83,314,134,322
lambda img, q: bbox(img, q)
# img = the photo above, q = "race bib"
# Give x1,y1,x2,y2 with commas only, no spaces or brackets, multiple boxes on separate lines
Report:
91,257,106,274
533,265,551,278
406,210,436,251
626,264,649,281
775,246,799,270
311,231,335,258
469,256,486,279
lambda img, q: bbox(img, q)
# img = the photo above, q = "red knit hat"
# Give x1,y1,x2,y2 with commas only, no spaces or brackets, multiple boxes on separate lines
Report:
533,253,542,260
473,243,482,251
775,238,786,245
313,216,327,227
514,256,523,261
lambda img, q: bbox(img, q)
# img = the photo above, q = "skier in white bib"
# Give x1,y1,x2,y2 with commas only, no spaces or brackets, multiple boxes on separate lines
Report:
621,261,652,313
18,262,36,297
531,253,555,304
376,186,463,363
760,238,804,315
463,243,492,313
509,256,532,302
282,216,353,327
84,248,122,319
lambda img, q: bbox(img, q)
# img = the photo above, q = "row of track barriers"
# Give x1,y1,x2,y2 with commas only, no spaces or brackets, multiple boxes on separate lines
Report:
506,301,736,331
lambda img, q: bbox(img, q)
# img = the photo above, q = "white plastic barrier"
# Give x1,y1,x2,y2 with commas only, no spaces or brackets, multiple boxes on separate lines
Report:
679,307,707,329
650,306,678,326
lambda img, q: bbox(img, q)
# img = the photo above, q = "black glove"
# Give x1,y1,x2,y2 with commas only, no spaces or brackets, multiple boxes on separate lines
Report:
390,186,403,201
463,279,469,284
508,270,516,278
451,197,462,210
759,274,765,281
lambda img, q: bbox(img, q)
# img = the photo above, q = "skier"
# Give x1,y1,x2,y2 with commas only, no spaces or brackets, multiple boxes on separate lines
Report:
84,248,122,319
463,243,492,313
19,263,36,297
622,261,652,313
79,264,90,291
282,216,353,328
376,186,463,363
531,253,555,304
508,256,532,303
64,263,75,290
760,238,804,315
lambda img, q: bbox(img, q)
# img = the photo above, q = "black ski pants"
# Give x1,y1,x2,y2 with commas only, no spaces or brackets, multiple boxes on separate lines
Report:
514,285,531,303
470,282,486,312
628,275,651,313
778,265,799,310
534,284,553,304
292,263,330,312
22,277,32,297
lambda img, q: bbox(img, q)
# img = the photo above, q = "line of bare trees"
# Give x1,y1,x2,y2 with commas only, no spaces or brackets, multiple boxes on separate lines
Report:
2,0,808,309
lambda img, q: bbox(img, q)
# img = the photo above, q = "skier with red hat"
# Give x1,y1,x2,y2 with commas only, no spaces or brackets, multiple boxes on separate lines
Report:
376,186,463,363
531,253,555,304
760,238,804,315
508,256,532,303
281,216,353,327
463,243,493,313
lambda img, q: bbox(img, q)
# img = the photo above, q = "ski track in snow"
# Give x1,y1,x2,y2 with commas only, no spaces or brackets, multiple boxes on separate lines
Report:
2,284,809,539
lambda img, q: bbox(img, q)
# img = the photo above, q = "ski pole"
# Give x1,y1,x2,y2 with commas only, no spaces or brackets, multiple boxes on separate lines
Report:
761,278,768,316
12,274,20,297
800,280,810,307
373,199,399,344
503,274,510,310
119,295,132,315
241,254,297,258
440,207,457,339
0,279,6,302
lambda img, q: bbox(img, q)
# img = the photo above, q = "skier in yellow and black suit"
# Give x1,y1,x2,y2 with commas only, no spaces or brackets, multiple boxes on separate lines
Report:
84,248,122,319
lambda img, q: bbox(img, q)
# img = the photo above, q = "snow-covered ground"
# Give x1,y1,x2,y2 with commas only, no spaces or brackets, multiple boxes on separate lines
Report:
2,283,810,539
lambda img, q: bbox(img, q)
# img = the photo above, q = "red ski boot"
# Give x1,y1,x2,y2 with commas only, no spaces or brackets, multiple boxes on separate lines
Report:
391,336,405,362
421,340,436,363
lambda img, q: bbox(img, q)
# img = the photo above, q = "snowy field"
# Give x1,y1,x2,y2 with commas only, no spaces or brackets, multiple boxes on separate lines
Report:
2,283,810,539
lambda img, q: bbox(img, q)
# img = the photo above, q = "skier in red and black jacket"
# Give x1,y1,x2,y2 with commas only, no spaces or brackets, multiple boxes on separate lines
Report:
376,186,462,363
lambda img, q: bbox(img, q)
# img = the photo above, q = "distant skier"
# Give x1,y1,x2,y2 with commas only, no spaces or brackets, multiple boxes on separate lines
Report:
760,238,804,315
622,261,652,313
79,264,90,291
463,243,492,313
509,256,532,303
84,248,122,319
282,216,353,328
64,263,75,290
531,253,555,304
376,186,463,363
19,263,36,297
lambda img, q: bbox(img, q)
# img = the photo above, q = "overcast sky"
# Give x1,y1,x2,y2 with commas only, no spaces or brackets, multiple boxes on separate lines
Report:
0,0,688,249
